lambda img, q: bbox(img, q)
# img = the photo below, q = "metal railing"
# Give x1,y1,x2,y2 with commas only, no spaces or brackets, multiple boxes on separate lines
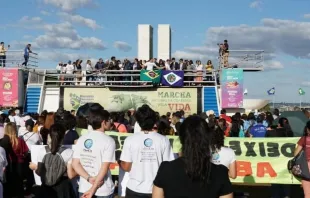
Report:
219,50,264,71
26,69,219,87
0,50,38,68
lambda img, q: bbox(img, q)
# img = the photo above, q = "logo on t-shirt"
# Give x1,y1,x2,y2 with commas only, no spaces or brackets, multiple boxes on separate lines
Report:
144,138,153,147
84,139,93,149
212,152,220,161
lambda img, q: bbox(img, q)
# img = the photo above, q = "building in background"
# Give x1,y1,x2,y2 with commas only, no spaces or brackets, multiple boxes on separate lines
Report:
138,24,153,60
157,24,171,60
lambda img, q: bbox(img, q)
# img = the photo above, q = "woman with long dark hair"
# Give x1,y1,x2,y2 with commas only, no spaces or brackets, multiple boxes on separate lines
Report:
153,116,233,198
212,127,236,179
29,124,76,198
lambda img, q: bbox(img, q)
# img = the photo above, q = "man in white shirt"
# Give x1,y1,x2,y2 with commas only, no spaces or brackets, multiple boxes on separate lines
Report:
14,109,21,132
20,119,42,149
72,109,116,198
165,59,171,70
144,58,160,70
8,110,15,123
119,105,174,197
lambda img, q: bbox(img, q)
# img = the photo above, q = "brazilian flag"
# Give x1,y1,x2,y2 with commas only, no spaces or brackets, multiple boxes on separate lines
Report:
140,70,162,84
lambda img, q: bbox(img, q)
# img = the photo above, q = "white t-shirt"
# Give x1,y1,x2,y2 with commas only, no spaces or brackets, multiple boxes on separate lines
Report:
165,63,171,70
134,122,142,134
66,64,75,74
14,116,22,126
20,131,42,149
73,131,116,196
212,147,236,168
37,146,73,165
8,115,15,123
145,62,156,70
86,64,93,72
120,132,175,194
0,147,7,181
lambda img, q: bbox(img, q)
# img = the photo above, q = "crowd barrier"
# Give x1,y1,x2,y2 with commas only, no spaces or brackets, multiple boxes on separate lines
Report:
31,132,300,185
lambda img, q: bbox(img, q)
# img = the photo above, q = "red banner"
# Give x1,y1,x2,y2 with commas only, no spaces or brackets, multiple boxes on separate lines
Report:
0,68,19,107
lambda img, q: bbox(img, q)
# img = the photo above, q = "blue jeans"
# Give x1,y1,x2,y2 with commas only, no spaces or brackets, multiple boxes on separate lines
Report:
22,55,29,66
79,193,114,198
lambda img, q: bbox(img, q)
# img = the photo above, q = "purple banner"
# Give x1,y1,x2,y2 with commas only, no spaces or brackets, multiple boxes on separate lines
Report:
161,70,184,87
221,69,243,108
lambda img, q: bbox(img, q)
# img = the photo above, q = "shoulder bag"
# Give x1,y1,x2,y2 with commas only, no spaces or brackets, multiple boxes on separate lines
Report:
287,137,310,180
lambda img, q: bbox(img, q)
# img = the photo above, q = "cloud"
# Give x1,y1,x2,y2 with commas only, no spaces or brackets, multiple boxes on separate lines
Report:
173,18,310,68
43,0,93,11
264,60,284,70
57,12,101,30
11,20,106,50
301,81,310,87
40,51,89,62
40,10,51,16
113,41,132,52
34,34,105,50
304,14,310,19
250,1,262,9
23,35,33,39
19,16,43,23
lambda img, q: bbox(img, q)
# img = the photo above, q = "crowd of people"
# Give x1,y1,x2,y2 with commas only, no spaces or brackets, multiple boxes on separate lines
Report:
0,105,308,198
55,57,218,86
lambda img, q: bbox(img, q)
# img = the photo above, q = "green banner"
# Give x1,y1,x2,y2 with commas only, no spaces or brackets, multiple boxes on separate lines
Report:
102,132,300,184
140,70,162,84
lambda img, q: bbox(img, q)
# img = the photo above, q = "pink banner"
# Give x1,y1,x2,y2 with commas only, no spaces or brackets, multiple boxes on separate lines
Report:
0,68,19,107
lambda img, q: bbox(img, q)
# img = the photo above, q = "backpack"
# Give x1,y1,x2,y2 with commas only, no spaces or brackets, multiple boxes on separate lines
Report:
39,146,67,186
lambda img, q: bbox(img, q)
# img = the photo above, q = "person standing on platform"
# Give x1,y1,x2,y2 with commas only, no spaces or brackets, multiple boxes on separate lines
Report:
0,42,9,67
22,44,32,66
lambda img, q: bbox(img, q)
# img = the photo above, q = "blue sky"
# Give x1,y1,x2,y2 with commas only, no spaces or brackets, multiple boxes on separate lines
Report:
1,0,310,102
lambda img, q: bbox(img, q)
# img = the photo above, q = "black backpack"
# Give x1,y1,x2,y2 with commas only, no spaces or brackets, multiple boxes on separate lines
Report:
38,146,67,186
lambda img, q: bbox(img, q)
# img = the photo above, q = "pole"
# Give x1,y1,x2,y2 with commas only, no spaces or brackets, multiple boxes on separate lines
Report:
300,95,302,109
273,94,275,109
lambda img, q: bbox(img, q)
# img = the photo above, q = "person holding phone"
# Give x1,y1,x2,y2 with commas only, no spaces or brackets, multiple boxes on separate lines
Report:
0,42,9,67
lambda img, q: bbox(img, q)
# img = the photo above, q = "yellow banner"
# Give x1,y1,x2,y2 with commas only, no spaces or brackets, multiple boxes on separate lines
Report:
64,88,197,116
105,132,300,184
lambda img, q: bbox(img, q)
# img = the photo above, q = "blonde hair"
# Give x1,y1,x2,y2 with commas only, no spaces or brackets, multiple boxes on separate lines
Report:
5,122,18,148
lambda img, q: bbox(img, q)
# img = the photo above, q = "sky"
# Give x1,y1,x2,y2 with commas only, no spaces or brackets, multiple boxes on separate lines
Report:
1,0,310,102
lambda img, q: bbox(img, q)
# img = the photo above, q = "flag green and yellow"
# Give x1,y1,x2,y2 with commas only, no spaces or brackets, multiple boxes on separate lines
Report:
140,70,162,84
299,88,305,95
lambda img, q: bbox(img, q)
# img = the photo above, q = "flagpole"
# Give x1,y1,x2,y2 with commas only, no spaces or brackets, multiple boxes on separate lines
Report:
273,94,275,109
300,95,302,109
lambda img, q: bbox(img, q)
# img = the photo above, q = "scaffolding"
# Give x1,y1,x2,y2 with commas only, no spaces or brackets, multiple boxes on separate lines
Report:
219,50,264,72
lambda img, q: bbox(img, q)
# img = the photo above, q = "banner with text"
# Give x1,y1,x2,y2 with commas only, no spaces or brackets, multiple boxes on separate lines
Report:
31,134,300,184
221,69,244,108
0,68,19,107
106,134,300,184
64,88,197,116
